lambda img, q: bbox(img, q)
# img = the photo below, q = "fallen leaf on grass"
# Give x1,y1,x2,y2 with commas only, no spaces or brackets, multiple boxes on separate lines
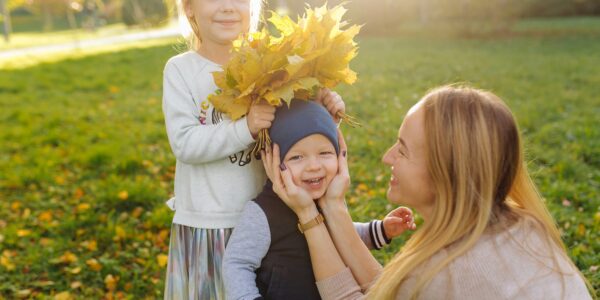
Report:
105,274,118,291
17,229,31,237
54,291,73,300
38,211,53,222
77,203,91,212
118,191,128,200
86,258,102,271
157,254,168,267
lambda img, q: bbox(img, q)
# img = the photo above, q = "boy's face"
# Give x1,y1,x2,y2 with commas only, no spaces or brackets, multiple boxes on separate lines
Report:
186,0,251,46
283,134,338,200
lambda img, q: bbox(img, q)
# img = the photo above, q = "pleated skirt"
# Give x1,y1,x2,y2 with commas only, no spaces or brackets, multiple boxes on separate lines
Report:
164,223,232,300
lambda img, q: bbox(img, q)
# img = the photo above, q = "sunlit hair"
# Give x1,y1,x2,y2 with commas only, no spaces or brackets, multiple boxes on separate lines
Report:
368,85,593,299
178,0,263,50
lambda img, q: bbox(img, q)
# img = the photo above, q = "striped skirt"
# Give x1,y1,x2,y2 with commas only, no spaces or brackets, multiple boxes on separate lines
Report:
163,223,232,300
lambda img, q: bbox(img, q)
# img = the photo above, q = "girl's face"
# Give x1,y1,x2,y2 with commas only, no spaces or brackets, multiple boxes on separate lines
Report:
185,0,251,46
283,134,338,200
382,103,435,217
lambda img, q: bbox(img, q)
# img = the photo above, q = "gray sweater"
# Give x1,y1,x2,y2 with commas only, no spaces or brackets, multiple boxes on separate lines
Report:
223,201,389,300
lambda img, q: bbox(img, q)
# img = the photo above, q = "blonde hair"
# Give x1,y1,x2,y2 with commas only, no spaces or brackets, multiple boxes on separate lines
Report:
179,0,263,50
368,85,593,299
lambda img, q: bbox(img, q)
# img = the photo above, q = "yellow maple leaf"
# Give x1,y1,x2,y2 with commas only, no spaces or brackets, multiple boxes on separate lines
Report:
17,229,31,237
118,191,128,200
157,254,169,268
77,203,91,212
86,258,102,272
59,251,78,264
0,255,15,271
86,240,98,251
70,281,82,289
104,274,118,291
38,211,53,222
115,226,126,239
209,3,360,122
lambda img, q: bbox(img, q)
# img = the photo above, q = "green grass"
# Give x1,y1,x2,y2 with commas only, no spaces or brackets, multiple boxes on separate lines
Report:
1,19,599,298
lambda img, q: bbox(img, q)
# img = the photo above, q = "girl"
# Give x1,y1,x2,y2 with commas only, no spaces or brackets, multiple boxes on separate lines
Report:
162,0,345,298
265,85,594,299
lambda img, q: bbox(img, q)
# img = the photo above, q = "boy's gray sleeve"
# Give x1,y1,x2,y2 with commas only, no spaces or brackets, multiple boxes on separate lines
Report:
223,201,271,300
353,221,390,250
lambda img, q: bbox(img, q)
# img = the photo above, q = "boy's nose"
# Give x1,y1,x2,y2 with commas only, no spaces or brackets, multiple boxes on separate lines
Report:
305,158,322,171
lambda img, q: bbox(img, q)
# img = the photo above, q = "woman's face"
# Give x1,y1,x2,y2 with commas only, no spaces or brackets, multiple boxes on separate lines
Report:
283,134,338,200
185,0,251,46
382,103,435,218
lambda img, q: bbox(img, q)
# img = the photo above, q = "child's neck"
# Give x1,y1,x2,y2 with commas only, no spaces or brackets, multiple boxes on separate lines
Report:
197,42,232,65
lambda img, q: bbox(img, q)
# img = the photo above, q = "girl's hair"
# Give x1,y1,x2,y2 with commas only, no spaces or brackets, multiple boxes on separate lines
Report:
179,0,263,50
368,85,592,299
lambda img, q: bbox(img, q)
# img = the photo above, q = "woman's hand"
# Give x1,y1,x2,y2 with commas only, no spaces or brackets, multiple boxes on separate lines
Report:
383,206,417,239
261,144,318,222
318,129,351,211
315,88,345,123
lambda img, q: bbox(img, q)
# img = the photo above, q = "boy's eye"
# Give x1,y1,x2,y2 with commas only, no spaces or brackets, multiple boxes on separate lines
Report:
320,151,335,156
287,155,301,161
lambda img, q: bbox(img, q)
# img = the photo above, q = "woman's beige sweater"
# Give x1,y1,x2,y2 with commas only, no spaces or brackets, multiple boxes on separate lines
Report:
316,217,592,300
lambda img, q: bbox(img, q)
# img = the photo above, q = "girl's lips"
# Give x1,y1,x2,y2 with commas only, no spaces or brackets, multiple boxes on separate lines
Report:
389,174,399,186
215,20,239,27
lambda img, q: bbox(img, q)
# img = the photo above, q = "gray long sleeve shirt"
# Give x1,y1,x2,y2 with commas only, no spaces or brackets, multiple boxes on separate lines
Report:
223,201,390,300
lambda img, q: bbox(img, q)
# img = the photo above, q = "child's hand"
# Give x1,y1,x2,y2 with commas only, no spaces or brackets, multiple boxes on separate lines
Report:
383,207,416,239
247,100,276,138
315,88,345,123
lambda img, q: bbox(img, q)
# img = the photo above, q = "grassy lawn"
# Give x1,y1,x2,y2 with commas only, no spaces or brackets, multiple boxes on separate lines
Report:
1,18,599,298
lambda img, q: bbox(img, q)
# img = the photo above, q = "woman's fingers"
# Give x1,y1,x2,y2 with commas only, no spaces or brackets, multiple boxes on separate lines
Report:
271,144,285,191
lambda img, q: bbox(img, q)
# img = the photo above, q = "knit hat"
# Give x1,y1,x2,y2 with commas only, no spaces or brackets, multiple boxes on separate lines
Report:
269,99,339,161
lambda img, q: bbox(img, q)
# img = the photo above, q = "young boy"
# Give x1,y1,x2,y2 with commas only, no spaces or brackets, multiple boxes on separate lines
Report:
223,100,412,299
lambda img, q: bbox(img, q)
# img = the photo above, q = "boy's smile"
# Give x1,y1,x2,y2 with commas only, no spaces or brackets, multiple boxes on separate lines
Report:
283,134,338,200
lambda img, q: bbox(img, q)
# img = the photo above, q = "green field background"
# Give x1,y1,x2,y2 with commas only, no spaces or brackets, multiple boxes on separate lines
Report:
1,18,599,298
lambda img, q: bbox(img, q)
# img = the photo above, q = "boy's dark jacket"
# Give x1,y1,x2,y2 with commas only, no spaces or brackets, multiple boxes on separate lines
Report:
253,181,321,300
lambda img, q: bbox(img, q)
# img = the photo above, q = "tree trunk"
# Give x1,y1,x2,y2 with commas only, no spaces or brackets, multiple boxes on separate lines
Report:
66,0,78,31
42,1,54,31
1,0,11,42
419,0,430,25
131,0,145,26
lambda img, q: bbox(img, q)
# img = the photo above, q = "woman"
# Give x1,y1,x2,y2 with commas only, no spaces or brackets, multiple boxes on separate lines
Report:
263,85,594,299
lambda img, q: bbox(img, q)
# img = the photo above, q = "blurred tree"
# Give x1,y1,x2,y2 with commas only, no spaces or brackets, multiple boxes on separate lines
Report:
266,0,599,36
121,0,168,27
1,0,11,41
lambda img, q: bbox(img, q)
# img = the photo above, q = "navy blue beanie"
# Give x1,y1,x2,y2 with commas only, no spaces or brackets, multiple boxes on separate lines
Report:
269,99,339,161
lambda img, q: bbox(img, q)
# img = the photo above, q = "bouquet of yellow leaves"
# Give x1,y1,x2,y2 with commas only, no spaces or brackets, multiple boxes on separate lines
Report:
208,3,361,155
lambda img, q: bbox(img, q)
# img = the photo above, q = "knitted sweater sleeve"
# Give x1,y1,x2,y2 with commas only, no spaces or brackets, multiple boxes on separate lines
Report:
223,201,270,300
162,60,255,164
316,267,366,300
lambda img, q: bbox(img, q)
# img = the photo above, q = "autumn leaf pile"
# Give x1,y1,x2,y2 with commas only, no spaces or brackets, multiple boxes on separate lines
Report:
208,4,361,121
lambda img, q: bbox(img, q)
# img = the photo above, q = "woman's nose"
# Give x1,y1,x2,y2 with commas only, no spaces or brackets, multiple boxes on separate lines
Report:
382,148,393,165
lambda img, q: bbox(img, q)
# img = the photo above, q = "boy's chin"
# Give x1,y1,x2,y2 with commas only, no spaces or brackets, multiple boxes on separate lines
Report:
309,190,327,201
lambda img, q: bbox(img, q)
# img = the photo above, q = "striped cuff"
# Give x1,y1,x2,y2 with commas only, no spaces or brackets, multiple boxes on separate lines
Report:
369,220,392,250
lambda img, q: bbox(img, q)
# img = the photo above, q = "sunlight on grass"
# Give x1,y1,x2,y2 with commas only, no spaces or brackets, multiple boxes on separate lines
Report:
0,23,173,51
0,37,182,69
